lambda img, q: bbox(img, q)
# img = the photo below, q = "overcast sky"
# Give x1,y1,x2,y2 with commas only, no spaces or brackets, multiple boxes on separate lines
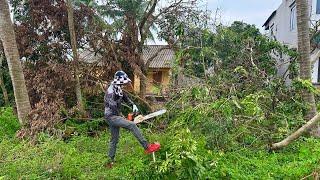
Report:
152,0,284,45
152,0,282,44
207,0,281,31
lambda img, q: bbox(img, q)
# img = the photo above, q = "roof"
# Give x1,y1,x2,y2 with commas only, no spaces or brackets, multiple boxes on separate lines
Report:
79,49,102,63
78,45,175,69
262,10,277,30
142,45,175,68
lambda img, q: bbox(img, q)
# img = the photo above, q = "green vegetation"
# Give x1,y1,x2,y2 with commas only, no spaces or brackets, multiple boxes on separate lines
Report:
1,0,320,178
1,21,320,179
0,107,20,138
0,107,320,179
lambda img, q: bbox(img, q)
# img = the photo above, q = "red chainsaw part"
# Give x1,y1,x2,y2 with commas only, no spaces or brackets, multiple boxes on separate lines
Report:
127,113,134,121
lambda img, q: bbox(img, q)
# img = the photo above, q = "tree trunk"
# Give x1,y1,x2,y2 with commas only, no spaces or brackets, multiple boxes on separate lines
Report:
271,113,320,150
0,0,31,124
0,53,9,105
139,65,147,98
66,0,85,113
296,0,319,136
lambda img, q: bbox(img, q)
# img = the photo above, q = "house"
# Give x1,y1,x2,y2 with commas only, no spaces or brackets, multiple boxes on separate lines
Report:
79,45,175,95
133,45,175,95
263,0,320,83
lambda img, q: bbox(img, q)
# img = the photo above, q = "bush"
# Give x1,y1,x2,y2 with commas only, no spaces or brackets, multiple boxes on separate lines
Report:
166,81,307,151
149,124,207,179
0,107,20,139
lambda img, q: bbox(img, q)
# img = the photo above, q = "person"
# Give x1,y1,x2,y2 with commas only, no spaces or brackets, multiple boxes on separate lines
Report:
104,70,160,168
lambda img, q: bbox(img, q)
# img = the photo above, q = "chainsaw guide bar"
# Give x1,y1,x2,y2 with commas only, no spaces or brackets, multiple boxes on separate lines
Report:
134,109,167,124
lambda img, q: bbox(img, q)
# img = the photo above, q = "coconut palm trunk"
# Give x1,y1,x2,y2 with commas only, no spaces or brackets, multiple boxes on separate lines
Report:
0,0,31,124
296,0,319,136
66,0,85,113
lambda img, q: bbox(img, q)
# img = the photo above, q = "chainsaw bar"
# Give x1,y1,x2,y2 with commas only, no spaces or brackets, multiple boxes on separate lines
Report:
134,109,167,124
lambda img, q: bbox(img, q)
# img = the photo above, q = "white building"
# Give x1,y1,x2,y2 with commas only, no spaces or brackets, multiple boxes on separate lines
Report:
263,0,320,83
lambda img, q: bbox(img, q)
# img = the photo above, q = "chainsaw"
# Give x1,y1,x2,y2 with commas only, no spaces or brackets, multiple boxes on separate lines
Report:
127,109,167,124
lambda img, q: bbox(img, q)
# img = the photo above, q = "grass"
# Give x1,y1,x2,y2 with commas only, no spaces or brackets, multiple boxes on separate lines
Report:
0,108,320,179
0,107,20,139
0,129,161,179
210,138,320,179
1,131,320,179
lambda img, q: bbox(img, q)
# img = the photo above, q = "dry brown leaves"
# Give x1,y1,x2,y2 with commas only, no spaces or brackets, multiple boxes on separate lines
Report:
17,62,75,138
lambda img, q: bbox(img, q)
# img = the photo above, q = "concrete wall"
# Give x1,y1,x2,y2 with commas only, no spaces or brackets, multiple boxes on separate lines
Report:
267,0,297,47
146,73,153,93
312,58,319,82
133,73,140,93
265,0,320,83
267,0,316,47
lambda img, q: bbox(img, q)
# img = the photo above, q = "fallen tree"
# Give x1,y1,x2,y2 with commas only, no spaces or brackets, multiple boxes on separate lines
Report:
270,113,320,150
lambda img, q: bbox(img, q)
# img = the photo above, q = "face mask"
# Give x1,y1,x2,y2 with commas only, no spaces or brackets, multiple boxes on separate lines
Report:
112,84,123,97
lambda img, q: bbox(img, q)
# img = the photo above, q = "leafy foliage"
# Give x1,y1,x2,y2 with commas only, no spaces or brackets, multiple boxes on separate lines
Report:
8,0,122,135
167,22,307,151
0,107,20,139
149,125,207,179
0,55,14,107
0,112,319,179
1,1,320,179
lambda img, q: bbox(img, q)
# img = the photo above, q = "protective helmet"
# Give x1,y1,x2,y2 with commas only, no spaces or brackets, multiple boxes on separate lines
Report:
112,70,132,85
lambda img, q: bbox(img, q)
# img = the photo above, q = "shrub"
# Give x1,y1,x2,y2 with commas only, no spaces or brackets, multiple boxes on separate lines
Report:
155,126,206,179
0,107,20,139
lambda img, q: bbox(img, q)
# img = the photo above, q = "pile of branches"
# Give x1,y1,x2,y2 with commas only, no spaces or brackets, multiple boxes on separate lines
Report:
11,0,141,137
17,62,75,138
166,22,306,150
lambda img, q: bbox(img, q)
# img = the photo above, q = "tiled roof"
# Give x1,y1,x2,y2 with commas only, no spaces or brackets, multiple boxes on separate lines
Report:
78,49,102,63
79,45,175,68
142,45,175,68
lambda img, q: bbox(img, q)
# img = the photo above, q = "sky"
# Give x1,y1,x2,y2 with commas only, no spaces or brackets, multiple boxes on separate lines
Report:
207,0,281,32
152,0,282,45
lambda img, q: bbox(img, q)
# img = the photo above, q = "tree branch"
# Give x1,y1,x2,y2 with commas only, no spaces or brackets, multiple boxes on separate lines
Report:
270,113,320,150
139,0,158,34
123,89,153,111
153,0,184,21
138,0,185,51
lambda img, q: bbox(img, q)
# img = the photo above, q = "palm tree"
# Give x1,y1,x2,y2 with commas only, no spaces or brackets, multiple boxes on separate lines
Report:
66,0,85,113
296,0,318,133
0,0,31,124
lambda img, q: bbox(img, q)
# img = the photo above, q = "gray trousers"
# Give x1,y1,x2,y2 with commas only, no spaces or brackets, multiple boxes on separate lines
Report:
106,115,148,161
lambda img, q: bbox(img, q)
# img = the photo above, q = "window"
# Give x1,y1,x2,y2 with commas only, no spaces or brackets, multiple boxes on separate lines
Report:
317,0,320,14
270,24,275,39
152,71,162,85
290,4,297,31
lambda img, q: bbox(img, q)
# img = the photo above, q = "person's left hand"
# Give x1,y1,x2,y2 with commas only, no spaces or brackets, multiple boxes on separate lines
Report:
133,104,139,112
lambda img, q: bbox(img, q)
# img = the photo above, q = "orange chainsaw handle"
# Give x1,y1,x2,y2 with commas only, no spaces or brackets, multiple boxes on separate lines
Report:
127,113,134,121
127,112,139,121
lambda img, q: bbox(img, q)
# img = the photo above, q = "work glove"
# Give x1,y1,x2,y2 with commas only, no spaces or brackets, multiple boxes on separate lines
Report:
133,104,139,112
